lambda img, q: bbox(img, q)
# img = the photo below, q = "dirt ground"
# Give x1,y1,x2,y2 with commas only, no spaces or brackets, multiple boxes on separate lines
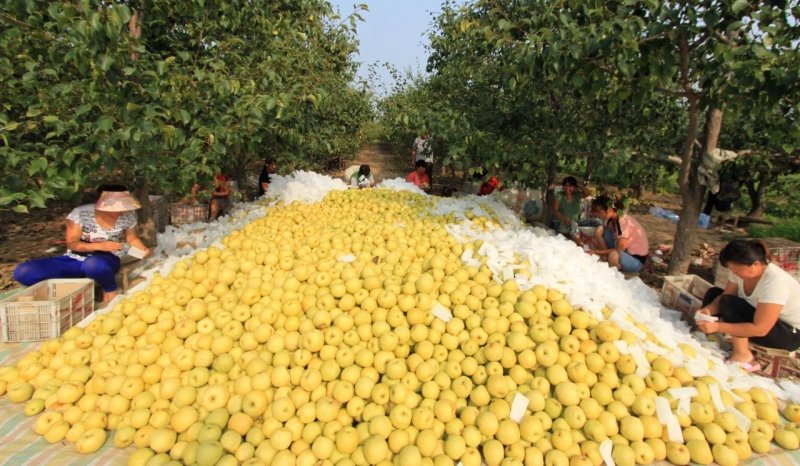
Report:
0,144,749,293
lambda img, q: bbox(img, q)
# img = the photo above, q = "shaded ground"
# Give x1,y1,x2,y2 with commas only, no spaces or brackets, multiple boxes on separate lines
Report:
630,191,746,289
0,204,73,292
333,142,412,183
0,144,751,294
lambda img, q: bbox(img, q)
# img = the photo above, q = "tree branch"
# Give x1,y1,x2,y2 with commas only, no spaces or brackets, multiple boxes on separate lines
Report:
639,31,670,45
1,12,55,40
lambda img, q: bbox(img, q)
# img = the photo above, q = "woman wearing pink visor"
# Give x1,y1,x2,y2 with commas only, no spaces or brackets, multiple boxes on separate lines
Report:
13,185,150,304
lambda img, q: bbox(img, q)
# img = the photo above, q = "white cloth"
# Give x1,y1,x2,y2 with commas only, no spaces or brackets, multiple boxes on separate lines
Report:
350,173,374,188
413,137,433,163
65,204,137,261
698,148,738,194
731,263,800,328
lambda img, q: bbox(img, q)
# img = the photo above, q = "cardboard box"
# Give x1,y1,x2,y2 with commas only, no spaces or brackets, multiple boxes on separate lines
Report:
661,275,712,316
0,279,95,342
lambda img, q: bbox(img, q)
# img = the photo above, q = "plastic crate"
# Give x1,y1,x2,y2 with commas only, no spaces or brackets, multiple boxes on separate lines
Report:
0,279,95,342
170,203,209,225
661,275,713,317
713,237,800,287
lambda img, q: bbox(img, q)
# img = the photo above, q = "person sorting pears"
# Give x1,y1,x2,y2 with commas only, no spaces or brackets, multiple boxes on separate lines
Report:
696,240,800,372
13,185,150,304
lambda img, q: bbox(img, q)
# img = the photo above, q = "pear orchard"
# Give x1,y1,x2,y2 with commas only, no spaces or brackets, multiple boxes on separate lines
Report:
1,187,799,466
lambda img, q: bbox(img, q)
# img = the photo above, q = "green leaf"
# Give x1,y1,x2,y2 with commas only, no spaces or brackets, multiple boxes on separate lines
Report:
43,115,59,123
99,54,114,72
12,205,28,214
28,158,48,176
732,0,749,14
96,116,114,132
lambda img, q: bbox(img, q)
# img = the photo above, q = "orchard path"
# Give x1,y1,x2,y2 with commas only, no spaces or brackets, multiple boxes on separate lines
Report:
332,142,411,182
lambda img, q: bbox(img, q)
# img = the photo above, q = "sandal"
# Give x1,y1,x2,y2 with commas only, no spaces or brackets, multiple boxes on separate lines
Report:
725,359,762,373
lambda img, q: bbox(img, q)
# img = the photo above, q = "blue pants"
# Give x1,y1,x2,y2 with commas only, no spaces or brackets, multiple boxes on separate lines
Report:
602,228,645,273
13,253,121,292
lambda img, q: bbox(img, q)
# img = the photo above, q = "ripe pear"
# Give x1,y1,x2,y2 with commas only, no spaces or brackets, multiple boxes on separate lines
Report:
784,403,800,423
630,440,654,465
712,444,739,466
686,438,714,465
774,428,800,450
666,441,691,465
724,430,752,460
703,422,727,445
646,438,667,461
715,411,738,433
748,432,771,454
611,444,636,466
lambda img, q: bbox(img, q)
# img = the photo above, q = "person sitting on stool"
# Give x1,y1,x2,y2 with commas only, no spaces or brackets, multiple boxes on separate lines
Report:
696,239,800,372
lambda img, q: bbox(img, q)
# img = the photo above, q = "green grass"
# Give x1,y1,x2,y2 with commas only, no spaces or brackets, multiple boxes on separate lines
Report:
748,217,800,243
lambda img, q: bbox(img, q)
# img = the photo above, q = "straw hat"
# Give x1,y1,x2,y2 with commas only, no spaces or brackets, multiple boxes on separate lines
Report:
95,191,141,212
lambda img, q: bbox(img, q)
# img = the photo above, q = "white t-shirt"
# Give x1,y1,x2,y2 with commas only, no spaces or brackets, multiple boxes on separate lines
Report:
65,204,137,261
731,263,800,328
350,172,374,188
413,137,433,163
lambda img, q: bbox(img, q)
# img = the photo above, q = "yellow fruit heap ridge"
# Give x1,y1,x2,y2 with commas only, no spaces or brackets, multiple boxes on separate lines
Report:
0,188,798,466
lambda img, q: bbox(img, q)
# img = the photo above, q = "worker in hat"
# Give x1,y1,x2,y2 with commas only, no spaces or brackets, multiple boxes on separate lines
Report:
13,185,150,304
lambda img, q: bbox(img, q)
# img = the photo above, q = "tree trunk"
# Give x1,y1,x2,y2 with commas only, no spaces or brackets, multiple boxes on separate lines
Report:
583,153,594,185
232,152,248,202
668,106,724,275
542,153,559,226
633,183,644,199
746,173,769,218
133,182,157,248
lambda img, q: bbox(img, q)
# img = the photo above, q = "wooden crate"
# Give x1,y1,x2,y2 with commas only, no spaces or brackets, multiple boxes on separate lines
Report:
750,344,800,379
661,275,713,317
0,279,95,342
170,203,209,225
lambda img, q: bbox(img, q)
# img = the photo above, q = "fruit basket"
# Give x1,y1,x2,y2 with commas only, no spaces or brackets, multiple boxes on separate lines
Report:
169,203,209,225
661,274,713,318
0,279,94,342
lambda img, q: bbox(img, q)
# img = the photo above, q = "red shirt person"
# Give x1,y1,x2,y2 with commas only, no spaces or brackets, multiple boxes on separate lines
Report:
478,176,503,196
406,160,431,192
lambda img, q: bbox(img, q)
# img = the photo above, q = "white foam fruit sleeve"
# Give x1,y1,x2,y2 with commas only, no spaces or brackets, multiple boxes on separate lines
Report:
668,387,699,399
728,406,752,433
655,396,684,443
432,302,453,322
709,383,726,413
677,397,691,416
509,393,530,423
599,439,615,466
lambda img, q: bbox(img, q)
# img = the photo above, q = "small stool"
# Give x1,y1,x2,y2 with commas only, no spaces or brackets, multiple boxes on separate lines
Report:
117,256,141,292
750,344,800,378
